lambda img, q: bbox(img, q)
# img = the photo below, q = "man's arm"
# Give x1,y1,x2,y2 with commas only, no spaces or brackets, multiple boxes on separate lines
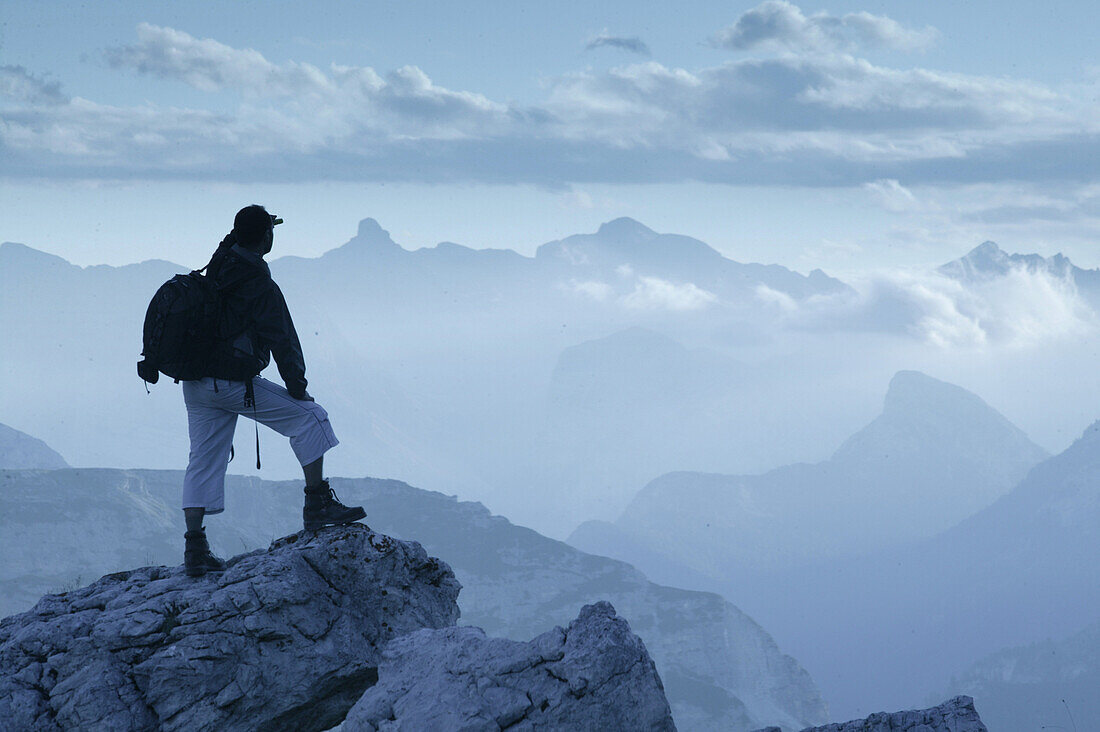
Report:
252,282,309,398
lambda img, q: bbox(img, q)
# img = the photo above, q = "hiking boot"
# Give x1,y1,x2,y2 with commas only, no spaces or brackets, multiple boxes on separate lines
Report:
303,479,366,531
184,528,227,577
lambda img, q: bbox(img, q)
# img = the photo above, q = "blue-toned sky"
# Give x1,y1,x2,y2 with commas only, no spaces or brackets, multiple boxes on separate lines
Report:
2,1,1099,273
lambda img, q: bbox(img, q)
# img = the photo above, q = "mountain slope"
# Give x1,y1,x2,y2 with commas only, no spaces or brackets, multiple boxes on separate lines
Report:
0,422,68,469
732,419,1100,722
946,616,1100,731
584,370,1047,578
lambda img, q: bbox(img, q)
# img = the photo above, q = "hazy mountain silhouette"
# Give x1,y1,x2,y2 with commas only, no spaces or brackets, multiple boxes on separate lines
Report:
571,370,1048,577
0,422,68,469
536,217,850,302
734,418,1100,721
0,219,853,534
940,240,1100,305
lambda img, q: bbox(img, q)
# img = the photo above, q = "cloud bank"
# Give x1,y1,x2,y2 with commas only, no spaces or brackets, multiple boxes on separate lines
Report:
1,13,1095,187
796,266,1097,349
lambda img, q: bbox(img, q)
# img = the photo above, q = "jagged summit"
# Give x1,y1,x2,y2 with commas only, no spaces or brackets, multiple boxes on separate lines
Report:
596,217,658,240
356,216,391,240
323,217,403,258
940,240,1076,281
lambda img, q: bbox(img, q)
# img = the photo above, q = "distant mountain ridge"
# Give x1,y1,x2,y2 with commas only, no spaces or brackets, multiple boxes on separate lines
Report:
947,615,1100,731
735,417,1100,722
573,370,1048,578
939,240,1100,300
0,217,855,535
0,422,68,469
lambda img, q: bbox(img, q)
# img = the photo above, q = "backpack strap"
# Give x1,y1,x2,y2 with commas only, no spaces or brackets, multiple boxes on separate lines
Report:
198,232,238,275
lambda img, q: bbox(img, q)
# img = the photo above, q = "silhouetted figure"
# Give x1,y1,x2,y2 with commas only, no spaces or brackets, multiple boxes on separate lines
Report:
171,205,365,576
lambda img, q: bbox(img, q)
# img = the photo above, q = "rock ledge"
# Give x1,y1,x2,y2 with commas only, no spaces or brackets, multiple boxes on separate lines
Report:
0,524,460,731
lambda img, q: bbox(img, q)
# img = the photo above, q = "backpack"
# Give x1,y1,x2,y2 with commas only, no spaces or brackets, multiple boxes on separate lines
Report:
137,238,233,384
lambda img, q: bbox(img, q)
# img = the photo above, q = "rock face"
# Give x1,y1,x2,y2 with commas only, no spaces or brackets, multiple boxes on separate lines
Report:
799,696,987,732
346,601,676,731
0,524,460,731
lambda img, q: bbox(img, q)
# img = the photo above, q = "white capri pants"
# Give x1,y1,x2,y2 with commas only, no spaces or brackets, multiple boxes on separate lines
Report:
182,376,339,514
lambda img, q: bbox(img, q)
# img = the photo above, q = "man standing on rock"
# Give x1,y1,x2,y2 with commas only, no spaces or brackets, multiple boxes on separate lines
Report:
144,205,365,577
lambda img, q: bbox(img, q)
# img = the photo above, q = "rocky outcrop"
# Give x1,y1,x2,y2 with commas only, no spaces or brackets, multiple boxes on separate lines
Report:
799,696,987,732
346,601,676,731
0,524,460,731
1,470,827,731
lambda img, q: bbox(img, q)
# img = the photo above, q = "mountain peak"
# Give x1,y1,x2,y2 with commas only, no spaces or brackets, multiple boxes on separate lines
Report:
940,241,1084,282
835,369,1047,465
357,217,390,239
969,241,1003,257
596,217,657,240
882,370,983,417
323,218,402,258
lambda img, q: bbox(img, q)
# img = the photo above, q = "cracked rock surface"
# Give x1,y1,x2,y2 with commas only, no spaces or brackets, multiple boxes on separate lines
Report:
797,695,988,732
345,601,676,731
0,524,460,731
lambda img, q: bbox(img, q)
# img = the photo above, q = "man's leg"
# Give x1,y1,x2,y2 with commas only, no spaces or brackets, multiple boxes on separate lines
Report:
182,379,237,575
303,455,323,488
243,377,364,530
184,507,205,532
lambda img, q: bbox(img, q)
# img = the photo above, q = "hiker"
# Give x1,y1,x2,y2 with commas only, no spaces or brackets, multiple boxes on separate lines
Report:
143,205,365,577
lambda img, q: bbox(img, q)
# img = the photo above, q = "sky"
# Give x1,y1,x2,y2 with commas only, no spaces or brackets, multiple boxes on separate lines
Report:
3,1,1100,274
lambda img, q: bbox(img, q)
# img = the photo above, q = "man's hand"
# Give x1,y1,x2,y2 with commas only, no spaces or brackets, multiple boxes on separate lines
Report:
290,389,314,402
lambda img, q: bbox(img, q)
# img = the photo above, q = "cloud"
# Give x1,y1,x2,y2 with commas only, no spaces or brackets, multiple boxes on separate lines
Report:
755,284,798,312
0,65,67,105
0,23,1094,187
863,179,917,211
795,266,1096,348
621,276,717,311
713,1,938,54
586,33,651,56
565,279,614,301
103,23,508,137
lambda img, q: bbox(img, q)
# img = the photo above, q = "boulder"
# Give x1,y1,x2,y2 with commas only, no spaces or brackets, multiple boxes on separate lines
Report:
345,601,676,731
801,695,987,732
0,524,460,731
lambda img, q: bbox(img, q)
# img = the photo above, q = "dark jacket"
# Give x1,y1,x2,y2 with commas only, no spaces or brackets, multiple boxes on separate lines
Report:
206,243,308,395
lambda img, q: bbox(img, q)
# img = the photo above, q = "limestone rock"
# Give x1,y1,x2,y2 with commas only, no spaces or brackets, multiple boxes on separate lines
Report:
0,524,460,731
345,601,676,731
801,695,987,732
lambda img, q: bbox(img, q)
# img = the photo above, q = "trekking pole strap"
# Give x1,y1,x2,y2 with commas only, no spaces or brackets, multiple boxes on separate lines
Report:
244,378,261,469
